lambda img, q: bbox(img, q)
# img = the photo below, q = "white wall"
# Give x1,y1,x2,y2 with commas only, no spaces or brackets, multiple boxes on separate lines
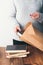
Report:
0,0,15,47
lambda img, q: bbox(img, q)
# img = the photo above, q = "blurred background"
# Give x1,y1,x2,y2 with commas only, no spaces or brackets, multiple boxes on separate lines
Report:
0,0,15,47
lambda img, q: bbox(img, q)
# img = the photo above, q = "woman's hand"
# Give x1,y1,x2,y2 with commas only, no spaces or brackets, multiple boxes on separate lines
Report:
30,12,40,19
14,26,21,32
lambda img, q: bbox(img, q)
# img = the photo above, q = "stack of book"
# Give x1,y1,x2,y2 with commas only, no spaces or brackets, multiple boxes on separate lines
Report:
5,45,30,58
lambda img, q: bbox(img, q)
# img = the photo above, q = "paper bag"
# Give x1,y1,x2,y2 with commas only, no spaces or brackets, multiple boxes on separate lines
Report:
17,23,43,51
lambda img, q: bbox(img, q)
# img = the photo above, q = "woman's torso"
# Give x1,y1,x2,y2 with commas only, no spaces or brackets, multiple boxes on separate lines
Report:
14,0,42,27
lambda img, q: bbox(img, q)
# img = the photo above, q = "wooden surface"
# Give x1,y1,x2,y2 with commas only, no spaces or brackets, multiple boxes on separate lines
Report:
20,23,43,51
0,46,43,65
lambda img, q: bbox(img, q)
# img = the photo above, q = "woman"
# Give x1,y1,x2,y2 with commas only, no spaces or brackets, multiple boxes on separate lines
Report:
10,0,43,45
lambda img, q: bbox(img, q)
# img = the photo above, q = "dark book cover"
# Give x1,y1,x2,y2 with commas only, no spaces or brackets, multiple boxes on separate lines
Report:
6,45,27,53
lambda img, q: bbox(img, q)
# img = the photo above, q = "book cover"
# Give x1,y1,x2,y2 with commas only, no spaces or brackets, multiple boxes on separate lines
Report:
6,45,27,53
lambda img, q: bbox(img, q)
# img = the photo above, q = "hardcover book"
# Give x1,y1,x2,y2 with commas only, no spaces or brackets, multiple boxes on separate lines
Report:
6,45,27,53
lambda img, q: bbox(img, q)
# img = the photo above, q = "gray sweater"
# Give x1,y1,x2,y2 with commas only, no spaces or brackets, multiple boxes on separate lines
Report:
11,0,43,40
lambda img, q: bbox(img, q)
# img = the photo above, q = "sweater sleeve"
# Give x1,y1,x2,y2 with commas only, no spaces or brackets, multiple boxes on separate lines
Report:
37,13,43,24
10,0,20,27
36,0,43,24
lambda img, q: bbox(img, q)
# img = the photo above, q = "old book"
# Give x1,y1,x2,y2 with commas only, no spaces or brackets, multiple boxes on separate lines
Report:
6,54,27,58
17,23,43,51
6,45,27,53
6,52,30,58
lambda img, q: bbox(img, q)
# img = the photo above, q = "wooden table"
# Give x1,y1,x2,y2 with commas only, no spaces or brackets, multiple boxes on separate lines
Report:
0,45,43,65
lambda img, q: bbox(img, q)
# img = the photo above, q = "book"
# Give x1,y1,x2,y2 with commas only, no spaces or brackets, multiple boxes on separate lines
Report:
6,45,27,53
20,23,43,51
6,51,30,58
6,45,30,58
6,54,27,58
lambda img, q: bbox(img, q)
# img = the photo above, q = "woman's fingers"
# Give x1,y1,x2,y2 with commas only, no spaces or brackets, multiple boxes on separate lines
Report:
30,12,40,19
14,26,21,32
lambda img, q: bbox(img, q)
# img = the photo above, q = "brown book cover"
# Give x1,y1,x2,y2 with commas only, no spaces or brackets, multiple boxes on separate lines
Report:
17,23,43,51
